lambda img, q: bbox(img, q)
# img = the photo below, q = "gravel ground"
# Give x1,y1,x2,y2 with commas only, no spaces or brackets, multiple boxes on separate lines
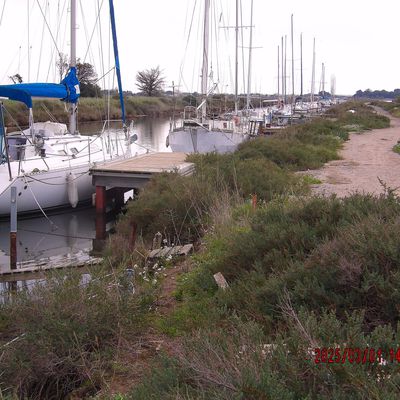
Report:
309,109,400,197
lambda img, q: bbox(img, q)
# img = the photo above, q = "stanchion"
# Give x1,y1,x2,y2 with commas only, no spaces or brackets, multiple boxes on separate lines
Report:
10,186,17,270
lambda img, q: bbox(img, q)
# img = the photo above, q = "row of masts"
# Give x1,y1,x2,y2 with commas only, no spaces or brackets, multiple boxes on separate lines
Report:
277,15,334,106
201,2,335,117
201,0,254,119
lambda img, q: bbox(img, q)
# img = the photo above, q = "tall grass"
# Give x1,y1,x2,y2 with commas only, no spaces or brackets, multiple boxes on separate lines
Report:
0,266,154,399
2,96,180,128
131,191,400,399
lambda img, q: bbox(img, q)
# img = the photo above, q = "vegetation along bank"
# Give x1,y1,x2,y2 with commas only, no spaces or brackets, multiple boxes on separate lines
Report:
2,95,182,128
2,101,399,399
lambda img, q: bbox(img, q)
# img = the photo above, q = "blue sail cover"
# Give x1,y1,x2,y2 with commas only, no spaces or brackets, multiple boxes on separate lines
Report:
109,0,126,125
0,67,80,108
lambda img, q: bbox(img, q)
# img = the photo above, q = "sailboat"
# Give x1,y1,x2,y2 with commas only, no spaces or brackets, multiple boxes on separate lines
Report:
0,0,137,217
166,0,253,154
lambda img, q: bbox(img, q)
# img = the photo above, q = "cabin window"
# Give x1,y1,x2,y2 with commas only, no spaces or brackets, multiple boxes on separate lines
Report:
70,147,79,155
58,150,67,156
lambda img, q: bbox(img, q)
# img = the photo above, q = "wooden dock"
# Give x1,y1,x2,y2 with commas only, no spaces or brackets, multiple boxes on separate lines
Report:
90,152,194,188
0,251,102,282
90,152,195,247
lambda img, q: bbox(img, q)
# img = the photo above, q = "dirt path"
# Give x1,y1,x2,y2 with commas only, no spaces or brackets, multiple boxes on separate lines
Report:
310,109,400,197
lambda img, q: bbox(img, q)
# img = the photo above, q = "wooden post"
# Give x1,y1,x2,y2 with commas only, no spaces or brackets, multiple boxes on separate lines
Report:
251,194,257,210
10,186,17,269
92,185,107,253
95,185,106,241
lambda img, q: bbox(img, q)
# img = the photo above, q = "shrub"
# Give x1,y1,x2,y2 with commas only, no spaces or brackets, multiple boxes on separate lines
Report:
0,267,154,399
237,137,339,170
130,314,400,399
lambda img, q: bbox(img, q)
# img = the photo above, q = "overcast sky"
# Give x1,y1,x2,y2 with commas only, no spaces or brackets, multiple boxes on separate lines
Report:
0,0,399,96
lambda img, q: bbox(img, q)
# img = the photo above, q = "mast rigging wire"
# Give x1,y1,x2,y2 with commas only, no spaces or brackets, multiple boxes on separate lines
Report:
36,0,48,81
79,0,101,65
96,0,106,91
44,0,67,82
0,0,7,27
178,0,198,93
36,0,63,61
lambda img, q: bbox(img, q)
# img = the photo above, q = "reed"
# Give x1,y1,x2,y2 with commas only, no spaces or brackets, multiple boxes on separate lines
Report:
2,96,181,128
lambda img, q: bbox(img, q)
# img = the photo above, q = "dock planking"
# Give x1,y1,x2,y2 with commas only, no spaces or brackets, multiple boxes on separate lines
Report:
90,152,194,188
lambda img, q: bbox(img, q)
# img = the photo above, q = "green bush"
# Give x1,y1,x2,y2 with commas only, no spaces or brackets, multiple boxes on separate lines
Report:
0,267,154,399
177,193,400,330
130,314,400,399
237,137,339,170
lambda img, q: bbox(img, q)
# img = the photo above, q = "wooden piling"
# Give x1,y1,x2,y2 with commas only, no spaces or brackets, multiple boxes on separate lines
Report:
95,185,106,241
252,194,257,210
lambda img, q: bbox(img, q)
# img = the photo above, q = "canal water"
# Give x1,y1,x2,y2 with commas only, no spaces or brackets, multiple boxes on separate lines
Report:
0,117,171,272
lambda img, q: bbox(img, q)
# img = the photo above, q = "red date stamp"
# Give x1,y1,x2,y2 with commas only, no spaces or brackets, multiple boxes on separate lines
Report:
313,348,400,364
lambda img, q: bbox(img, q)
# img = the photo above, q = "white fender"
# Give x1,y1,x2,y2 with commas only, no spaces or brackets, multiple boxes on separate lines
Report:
66,173,79,208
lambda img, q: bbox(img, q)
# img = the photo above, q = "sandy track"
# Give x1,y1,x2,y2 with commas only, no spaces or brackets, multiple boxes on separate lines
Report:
310,109,400,197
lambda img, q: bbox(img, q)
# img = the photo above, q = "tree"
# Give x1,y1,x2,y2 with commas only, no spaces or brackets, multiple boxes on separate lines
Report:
56,53,69,82
76,61,101,97
136,66,165,96
9,74,23,84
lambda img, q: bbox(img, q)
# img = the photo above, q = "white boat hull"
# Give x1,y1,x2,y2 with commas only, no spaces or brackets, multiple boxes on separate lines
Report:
0,165,93,216
168,126,248,154
0,125,142,217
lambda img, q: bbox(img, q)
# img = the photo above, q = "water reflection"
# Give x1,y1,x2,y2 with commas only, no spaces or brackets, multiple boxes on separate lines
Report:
0,116,172,273
0,207,96,272
79,116,171,153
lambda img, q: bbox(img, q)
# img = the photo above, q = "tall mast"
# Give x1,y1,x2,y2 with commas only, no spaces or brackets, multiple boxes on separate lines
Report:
277,45,280,99
201,0,210,120
234,0,238,114
281,36,284,103
246,0,254,111
311,37,315,103
300,33,303,97
320,62,325,94
331,74,336,101
69,0,77,135
27,0,31,82
291,14,294,105
284,35,287,104
109,0,126,127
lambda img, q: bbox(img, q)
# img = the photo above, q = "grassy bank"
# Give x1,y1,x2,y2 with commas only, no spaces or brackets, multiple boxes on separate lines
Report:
0,101,393,399
0,266,156,399
2,95,181,128
130,192,400,399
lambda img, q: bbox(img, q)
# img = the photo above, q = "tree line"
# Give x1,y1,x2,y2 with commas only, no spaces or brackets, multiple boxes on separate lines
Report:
354,88,400,99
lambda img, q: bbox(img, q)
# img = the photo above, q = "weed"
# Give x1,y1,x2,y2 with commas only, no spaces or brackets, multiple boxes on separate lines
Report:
0,266,155,399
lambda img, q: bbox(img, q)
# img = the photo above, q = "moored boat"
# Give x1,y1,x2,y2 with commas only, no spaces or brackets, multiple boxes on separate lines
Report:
0,0,138,217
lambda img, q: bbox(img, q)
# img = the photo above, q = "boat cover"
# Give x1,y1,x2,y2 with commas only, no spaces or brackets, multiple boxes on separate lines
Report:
0,67,80,108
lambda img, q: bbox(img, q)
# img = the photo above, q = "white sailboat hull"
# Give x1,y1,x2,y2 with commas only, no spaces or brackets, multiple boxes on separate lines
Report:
0,128,141,217
168,126,248,154
0,165,93,216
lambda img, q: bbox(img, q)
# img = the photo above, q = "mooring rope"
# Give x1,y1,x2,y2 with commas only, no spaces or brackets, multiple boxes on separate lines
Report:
23,175,58,230
23,171,88,186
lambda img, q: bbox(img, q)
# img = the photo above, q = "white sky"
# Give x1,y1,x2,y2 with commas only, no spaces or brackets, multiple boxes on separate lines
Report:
0,0,399,96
